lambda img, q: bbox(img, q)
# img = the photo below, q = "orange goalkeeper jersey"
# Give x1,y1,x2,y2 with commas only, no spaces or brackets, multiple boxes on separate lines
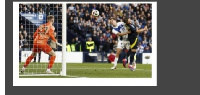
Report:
33,22,56,44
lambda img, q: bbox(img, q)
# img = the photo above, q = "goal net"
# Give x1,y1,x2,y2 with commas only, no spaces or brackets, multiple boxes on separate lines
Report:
19,3,66,76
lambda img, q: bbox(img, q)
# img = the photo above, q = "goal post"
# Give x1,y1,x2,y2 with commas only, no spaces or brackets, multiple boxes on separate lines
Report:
61,3,66,76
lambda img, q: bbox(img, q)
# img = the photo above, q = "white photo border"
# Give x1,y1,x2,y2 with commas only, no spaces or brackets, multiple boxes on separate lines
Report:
13,2,157,86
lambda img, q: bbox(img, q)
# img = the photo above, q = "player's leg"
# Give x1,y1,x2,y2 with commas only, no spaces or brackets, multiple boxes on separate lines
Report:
123,49,131,68
134,53,136,69
127,39,138,71
127,41,133,67
42,44,56,74
128,49,137,71
122,58,127,68
46,50,56,74
20,52,37,73
111,41,123,69
128,42,138,71
111,48,121,69
21,44,40,73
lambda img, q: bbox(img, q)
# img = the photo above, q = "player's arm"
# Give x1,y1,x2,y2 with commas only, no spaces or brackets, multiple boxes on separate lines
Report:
112,29,129,36
49,26,62,46
136,26,148,33
49,30,56,42
117,32,130,36
116,33,129,36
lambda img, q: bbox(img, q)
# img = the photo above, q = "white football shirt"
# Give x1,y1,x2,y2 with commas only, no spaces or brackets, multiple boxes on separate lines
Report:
112,22,128,41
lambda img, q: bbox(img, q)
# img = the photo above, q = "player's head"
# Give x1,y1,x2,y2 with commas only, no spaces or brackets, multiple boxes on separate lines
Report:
110,17,117,27
88,37,92,41
47,15,54,23
123,18,131,25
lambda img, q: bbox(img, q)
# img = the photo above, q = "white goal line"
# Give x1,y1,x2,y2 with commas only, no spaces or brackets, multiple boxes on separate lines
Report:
19,74,60,76
19,74,88,78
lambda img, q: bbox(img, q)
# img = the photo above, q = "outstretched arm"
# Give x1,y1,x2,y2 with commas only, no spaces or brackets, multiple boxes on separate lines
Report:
136,26,148,33
116,32,130,36
49,26,62,46
112,29,130,36
49,31,57,43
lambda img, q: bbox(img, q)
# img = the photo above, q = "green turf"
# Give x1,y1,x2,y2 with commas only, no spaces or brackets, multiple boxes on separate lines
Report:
19,62,152,78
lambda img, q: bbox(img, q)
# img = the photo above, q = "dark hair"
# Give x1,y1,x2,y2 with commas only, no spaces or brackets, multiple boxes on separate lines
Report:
123,18,129,25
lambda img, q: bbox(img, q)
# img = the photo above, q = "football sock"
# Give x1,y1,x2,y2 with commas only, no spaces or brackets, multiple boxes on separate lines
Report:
114,57,118,66
130,52,136,65
24,55,34,67
47,56,56,69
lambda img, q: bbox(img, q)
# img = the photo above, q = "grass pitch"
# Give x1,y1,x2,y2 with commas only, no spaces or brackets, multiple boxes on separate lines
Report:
19,62,151,78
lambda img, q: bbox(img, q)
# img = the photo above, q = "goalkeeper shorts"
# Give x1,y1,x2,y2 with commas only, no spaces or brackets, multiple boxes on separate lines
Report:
32,43,53,54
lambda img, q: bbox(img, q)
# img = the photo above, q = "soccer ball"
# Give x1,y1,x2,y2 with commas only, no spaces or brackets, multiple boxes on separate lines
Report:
92,10,99,16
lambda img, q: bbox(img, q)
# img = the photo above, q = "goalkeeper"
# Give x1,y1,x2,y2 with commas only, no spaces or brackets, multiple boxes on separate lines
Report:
20,15,62,74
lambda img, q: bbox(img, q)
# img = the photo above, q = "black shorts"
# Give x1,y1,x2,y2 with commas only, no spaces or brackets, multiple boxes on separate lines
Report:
129,38,138,49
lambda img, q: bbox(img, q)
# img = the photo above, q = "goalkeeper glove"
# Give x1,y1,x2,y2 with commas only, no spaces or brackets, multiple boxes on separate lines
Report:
56,42,62,47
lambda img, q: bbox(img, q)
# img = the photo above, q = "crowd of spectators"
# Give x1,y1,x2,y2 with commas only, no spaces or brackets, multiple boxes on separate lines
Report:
67,3,152,54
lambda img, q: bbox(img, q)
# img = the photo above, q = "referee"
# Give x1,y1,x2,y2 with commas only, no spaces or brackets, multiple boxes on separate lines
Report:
124,18,148,71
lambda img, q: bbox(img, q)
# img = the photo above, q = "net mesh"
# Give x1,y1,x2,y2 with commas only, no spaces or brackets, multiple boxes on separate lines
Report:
19,3,63,75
